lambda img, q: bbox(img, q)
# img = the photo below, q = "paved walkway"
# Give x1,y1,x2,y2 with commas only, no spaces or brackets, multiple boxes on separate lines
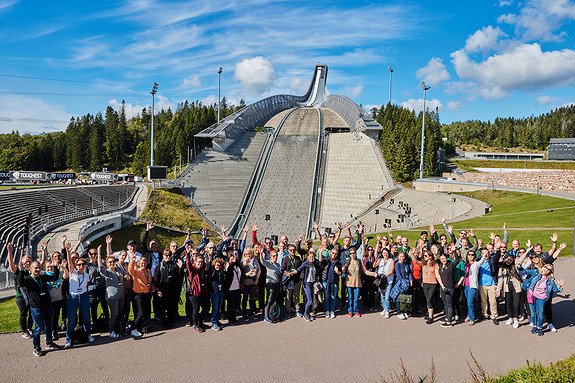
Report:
1,257,574,382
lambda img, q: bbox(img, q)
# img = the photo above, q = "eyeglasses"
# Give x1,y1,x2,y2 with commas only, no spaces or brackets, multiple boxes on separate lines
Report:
77,263,87,267
349,252,356,255
108,260,117,263
89,252,97,255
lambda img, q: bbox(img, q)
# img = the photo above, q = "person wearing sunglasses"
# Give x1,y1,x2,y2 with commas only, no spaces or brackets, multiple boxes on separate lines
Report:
97,243,125,339
64,245,94,348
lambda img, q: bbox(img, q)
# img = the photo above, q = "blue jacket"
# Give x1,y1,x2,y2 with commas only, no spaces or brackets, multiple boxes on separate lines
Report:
296,259,321,285
521,269,562,301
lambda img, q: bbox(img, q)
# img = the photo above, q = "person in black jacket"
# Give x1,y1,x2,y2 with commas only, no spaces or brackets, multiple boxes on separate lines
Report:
18,260,63,356
153,249,183,328
224,251,242,325
142,221,162,320
281,244,302,318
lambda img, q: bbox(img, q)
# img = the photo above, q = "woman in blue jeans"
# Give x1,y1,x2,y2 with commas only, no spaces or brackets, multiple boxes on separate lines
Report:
463,250,484,326
294,250,321,322
64,248,94,348
374,248,395,319
208,258,226,331
522,264,564,336
320,248,342,319
342,245,376,317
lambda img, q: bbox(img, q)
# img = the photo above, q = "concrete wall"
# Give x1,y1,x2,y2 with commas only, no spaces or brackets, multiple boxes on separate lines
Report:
414,179,488,193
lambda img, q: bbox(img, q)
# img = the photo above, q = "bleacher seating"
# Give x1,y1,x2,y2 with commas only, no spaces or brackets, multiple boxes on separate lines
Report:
0,184,136,265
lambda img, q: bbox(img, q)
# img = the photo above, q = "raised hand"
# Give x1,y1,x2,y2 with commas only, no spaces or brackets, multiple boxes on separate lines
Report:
503,222,507,231
187,228,192,237
313,221,319,230
559,242,567,251
79,234,85,242
298,234,303,242
526,239,531,248
489,232,496,241
550,233,558,243
97,245,102,254
442,216,446,225
177,259,183,268
346,222,351,229
201,228,207,237
376,235,381,242
146,221,154,231
470,228,475,237
106,235,113,244
429,224,435,233
41,242,48,252
61,235,67,244
252,223,259,232
557,278,565,288
61,259,67,268
447,225,453,233
7,242,13,253
337,222,343,230
242,225,250,233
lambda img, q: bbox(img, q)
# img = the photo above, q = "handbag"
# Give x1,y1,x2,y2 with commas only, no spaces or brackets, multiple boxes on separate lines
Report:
527,289,534,304
250,286,260,300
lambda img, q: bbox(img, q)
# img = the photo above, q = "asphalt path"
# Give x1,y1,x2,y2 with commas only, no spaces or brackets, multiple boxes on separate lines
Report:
1,257,574,383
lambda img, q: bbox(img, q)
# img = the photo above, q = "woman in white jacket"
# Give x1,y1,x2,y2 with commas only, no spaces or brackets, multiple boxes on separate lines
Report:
464,250,485,326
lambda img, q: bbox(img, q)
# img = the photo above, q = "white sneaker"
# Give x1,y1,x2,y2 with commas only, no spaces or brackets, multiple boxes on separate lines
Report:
397,313,405,320
513,320,519,329
64,340,72,349
549,323,557,332
87,335,95,343
529,322,534,327
380,311,386,316
505,319,513,325
326,312,330,318
131,329,142,337
330,312,335,319
518,315,525,322
384,311,390,319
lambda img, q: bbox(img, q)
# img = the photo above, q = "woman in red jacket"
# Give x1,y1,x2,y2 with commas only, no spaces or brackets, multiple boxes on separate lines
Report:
185,253,209,333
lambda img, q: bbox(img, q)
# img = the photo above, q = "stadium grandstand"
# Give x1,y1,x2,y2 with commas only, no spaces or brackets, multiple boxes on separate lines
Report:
0,183,138,266
177,65,473,240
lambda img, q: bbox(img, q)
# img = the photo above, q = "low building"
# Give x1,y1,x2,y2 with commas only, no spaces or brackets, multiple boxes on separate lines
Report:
548,138,575,161
464,151,545,161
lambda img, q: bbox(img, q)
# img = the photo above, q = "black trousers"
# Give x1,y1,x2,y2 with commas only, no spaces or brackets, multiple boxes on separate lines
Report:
134,293,151,332
226,289,241,323
16,295,33,332
265,283,280,319
188,294,209,327
89,288,109,326
51,299,65,331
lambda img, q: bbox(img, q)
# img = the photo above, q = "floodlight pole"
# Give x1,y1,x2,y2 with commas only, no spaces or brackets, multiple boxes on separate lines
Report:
420,81,431,180
388,66,393,104
150,82,159,167
217,67,223,124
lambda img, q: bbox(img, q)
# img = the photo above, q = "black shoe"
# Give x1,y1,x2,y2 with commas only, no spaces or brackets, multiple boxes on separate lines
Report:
193,325,204,333
46,342,63,350
492,318,499,325
33,348,44,357
185,321,192,327
426,318,433,325
52,331,59,341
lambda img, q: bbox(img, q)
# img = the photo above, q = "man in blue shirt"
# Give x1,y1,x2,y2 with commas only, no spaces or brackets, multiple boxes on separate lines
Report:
477,247,501,324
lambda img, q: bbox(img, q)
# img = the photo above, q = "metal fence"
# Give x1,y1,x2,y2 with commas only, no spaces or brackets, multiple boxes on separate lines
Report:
0,269,16,291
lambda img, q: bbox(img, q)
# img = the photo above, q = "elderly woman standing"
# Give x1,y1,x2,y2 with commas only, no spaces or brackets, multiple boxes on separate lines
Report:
343,238,377,318
98,242,125,338
128,253,154,337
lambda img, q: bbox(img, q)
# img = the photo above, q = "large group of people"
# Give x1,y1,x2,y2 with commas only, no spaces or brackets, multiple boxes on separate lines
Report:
7,218,568,357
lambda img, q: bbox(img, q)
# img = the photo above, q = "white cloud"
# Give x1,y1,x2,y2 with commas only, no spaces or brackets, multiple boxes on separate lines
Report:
233,56,276,96
451,43,575,99
364,104,383,112
342,85,364,99
498,0,513,6
464,26,507,53
401,98,443,114
536,96,554,105
201,94,217,106
180,75,201,89
447,101,463,111
498,0,575,42
0,95,71,134
289,77,309,94
416,57,451,86
109,95,175,119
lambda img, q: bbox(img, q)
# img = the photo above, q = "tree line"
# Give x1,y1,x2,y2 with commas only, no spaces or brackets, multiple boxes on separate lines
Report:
441,104,575,150
372,103,442,182
0,98,244,176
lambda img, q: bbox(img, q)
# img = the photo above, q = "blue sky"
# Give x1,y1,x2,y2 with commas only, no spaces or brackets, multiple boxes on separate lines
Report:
1,0,575,134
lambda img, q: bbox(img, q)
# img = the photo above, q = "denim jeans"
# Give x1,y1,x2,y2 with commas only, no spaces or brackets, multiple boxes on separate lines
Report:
66,292,91,341
30,305,54,349
381,281,394,312
210,291,224,325
323,282,338,312
533,297,546,329
464,286,478,321
347,287,360,314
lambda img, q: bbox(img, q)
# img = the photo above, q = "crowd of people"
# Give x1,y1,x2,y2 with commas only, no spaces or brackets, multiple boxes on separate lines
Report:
7,219,568,357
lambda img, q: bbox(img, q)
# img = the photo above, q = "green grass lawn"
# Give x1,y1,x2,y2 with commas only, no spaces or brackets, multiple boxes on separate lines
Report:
0,296,20,333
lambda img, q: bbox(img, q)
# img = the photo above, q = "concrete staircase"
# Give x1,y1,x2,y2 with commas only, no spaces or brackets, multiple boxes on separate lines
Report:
244,108,320,239
179,131,268,229
318,131,395,231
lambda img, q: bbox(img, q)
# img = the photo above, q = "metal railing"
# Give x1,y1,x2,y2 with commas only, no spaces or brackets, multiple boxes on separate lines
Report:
306,108,325,238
